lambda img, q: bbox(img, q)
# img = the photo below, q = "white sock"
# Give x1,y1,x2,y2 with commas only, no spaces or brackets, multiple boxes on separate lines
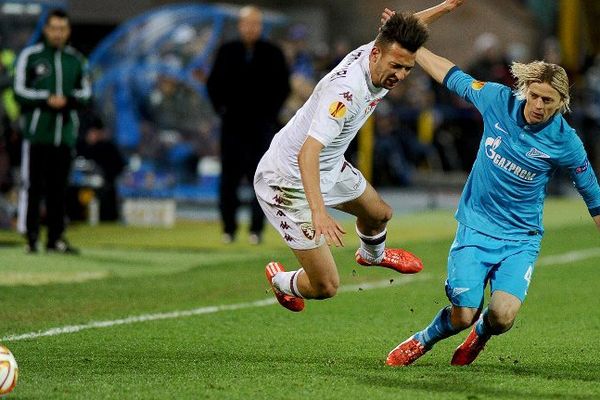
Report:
356,226,386,263
272,268,304,298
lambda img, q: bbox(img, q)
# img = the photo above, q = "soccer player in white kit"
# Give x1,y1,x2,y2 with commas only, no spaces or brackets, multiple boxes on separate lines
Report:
255,1,464,312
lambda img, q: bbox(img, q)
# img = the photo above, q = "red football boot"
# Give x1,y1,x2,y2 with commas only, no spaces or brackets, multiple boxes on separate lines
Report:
386,336,428,366
451,326,489,366
355,248,423,274
265,262,305,312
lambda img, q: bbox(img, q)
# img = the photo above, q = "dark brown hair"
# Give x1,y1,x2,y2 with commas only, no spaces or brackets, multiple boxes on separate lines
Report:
375,12,429,53
45,8,69,25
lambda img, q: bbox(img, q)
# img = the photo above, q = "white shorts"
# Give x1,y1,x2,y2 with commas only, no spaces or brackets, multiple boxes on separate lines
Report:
254,160,367,250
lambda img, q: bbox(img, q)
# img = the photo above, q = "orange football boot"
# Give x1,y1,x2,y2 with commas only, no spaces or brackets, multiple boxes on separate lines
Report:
386,336,428,366
356,248,423,274
451,326,489,366
265,262,305,312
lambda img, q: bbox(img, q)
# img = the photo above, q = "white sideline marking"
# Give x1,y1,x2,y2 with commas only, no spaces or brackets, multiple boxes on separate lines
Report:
1,274,431,342
537,248,600,266
4,246,598,343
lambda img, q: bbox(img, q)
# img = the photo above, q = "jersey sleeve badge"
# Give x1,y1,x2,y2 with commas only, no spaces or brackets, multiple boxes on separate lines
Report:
471,80,486,90
575,159,589,174
328,101,347,119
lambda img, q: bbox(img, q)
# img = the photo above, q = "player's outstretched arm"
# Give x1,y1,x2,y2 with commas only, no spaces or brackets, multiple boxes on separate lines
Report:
298,137,347,247
416,47,456,84
380,0,464,26
594,215,600,233
415,0,464,25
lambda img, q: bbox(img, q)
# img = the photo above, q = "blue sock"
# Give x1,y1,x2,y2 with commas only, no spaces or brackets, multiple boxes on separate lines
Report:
474,308,493,339
414,306,461,349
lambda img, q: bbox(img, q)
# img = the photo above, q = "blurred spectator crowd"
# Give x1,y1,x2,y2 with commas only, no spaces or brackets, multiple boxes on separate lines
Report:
0,4,600,227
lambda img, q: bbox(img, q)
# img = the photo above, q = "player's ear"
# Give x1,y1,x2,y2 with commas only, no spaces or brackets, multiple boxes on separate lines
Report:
370,45,382,63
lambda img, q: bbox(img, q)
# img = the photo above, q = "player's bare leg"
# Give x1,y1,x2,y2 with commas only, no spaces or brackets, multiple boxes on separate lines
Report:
265,244,339,312
452,291,521,365
335,182,423,274
291,244,340,299
487,290,522,332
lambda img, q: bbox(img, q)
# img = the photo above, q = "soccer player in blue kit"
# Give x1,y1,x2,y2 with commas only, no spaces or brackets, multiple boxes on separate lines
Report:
380,9,600,366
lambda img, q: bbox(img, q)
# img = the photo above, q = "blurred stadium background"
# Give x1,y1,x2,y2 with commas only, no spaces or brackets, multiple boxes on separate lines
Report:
0,0,599,228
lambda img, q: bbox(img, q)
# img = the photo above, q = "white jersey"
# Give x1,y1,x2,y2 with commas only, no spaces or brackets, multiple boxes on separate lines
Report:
257,41,387,193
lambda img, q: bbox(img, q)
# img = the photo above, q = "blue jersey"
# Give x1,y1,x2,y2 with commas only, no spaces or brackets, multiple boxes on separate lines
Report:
443,67,600,240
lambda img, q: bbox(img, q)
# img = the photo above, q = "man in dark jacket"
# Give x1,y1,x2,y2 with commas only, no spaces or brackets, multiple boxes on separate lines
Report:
14,9,91,253
77,113,126,222
207,5,290,245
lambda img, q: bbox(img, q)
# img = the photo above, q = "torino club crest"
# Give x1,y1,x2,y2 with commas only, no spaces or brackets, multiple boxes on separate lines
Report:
300,223,316,240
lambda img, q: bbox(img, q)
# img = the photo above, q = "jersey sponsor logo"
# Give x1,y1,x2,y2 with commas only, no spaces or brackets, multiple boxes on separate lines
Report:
494,122,509,135
485,136,537,181
340,91,353,103
329,101,347,119
526,147,550,159
471,80,486,90
575,159,589,174
485,136,502,154
300,223,316,240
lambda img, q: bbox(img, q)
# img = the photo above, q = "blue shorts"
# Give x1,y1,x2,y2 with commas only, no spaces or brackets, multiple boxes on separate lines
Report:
445,223,541,308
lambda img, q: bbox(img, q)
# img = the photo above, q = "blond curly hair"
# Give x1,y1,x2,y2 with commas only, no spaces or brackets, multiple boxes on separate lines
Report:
510,61,571,114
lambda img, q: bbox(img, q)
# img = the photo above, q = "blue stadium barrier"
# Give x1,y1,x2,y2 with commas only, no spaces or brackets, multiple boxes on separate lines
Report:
89,4,286,201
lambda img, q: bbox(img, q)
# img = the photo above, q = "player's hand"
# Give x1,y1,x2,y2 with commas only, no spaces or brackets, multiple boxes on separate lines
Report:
380,8,395,27
48,95,67,109
312,209,346,247
443,0,464,12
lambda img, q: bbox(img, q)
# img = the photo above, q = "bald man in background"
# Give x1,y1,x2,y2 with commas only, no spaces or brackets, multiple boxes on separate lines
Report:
207,5,291,245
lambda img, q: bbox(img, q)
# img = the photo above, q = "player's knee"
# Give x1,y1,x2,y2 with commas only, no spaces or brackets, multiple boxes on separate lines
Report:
381,203,393,224
366,203,393,228
312,280,339,299
452,314,476,330
450,308,479,330
487,308,516,333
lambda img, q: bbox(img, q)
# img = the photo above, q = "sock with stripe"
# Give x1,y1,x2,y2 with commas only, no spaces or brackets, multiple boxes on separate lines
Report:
474,308,493,339
272,268,305,298
356,226,386,264
413,306,461,349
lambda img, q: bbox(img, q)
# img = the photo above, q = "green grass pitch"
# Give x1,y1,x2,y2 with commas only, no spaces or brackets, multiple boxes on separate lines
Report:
0,197,598,399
